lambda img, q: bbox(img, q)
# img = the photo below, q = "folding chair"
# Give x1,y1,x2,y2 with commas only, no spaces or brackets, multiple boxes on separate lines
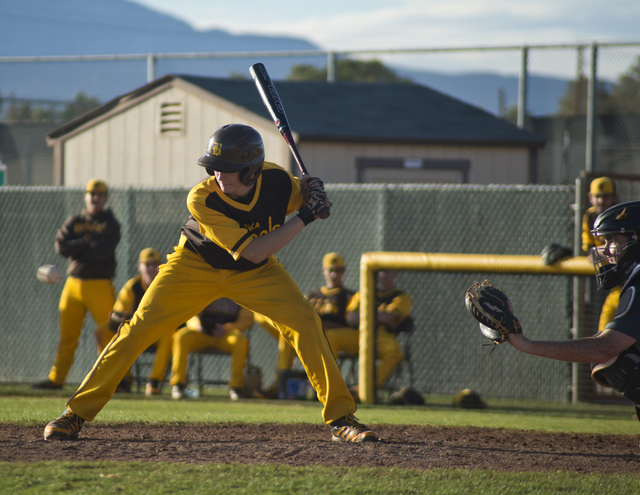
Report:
189,348,232,396
132,344,170,393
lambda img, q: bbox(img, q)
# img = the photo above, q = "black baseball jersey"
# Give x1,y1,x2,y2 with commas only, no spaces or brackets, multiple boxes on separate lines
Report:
605,266,640,345
181,162,302,271
306,286,355,327
55,208,120,279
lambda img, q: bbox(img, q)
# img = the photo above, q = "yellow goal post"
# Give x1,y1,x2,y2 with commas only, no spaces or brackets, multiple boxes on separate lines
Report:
357,252,594,404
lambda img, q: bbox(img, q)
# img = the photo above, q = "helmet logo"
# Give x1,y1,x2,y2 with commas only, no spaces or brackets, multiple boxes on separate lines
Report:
211,142,223,156
616,208,629,221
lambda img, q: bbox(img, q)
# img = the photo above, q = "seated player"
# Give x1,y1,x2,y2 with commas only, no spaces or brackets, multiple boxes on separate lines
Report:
170,298,253,400
328,270,411,396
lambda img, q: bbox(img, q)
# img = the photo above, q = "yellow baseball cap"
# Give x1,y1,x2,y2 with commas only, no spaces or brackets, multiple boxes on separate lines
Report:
139,247,161,264
590,177,615,196
85,179,108,195
323,252,345,270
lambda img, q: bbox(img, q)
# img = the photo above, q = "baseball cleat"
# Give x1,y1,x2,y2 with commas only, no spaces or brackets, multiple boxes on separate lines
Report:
330,414,380,443
44,408,85,440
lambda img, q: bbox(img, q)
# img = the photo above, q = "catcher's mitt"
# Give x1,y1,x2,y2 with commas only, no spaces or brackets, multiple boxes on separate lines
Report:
465,280,521,345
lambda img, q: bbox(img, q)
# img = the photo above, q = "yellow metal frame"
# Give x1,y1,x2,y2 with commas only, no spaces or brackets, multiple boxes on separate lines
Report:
358,252,594,403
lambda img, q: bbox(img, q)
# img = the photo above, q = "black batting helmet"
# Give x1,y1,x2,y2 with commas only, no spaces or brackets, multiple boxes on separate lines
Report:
591,200,640,290
197,124,265,186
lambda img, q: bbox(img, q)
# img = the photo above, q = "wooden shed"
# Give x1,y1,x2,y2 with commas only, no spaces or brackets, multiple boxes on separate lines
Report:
46,74,545,187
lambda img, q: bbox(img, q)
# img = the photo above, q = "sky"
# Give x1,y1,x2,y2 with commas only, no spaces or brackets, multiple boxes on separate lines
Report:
133,0,639,52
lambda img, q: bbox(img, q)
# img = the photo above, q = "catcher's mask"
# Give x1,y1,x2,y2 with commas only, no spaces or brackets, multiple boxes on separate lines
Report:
197,124,265,187
591,201,640,290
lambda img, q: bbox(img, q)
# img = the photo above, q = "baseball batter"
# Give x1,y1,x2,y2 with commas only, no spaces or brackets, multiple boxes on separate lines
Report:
44,124,379,443
33,179,120,390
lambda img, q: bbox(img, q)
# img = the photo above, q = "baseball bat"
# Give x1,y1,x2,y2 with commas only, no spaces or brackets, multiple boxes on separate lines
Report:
249,62,330,219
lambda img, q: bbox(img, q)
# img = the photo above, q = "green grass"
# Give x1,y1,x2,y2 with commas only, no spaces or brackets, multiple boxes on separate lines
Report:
1,463,639,495
2,384,640,494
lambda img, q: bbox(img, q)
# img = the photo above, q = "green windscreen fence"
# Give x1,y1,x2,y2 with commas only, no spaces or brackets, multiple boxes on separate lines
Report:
1,184,587,401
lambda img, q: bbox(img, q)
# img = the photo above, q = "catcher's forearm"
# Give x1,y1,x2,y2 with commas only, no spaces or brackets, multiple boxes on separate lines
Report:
509,330,633,363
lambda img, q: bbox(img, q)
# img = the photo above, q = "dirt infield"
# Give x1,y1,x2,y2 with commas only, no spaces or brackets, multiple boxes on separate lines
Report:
2,423,640,473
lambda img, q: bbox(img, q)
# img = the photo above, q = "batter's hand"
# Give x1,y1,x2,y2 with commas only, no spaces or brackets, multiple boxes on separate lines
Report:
306,191,332,219
300,175,325,204
300,175,331,219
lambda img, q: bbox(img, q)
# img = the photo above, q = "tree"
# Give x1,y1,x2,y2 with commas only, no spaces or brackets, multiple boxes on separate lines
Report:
287,58,413,84
605,55,640,115
557,56,640,116
60,92,100,123
557,76,614,116
6,95,32,122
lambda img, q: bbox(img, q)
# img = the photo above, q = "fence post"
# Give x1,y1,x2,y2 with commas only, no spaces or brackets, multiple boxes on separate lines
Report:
147,53,156,82
517,46,528,129
327,51,335,83
572,177,584,402
585,43,598,172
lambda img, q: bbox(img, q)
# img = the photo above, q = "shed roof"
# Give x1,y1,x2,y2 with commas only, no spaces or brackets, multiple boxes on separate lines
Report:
48,74,545,147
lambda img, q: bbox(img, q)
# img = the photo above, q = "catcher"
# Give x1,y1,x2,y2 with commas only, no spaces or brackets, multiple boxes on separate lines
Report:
466,201,640,418
44,123,379,443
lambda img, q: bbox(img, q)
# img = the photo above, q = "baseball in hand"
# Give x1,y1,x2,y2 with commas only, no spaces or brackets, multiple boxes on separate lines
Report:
37,264,63,284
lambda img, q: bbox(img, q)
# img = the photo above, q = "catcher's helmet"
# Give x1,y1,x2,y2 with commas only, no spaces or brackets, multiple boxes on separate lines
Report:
591,200,640,290
197,124,265,186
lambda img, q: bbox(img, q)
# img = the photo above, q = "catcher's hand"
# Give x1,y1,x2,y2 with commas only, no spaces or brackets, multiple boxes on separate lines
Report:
300,175,331,219
464,279,521,345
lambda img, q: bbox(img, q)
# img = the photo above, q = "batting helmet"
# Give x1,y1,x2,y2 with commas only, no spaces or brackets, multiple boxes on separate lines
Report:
197,124,265,186
591,200,640,290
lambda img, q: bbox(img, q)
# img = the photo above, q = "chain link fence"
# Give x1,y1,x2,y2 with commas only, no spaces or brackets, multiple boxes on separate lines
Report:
1,183,593,402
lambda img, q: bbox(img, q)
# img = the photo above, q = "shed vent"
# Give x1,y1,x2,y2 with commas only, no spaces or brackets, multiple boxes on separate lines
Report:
158,101,184,136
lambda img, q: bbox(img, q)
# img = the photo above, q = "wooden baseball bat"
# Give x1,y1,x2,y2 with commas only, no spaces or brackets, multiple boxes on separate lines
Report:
249,62,330,219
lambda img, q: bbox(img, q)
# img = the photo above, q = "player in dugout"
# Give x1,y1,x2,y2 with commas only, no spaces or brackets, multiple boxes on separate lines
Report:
509,200,640,419
252,252,353,399
582,176,621,332
329,269,412,398
170,297,253,401
43,123,379,443
33,179,120,390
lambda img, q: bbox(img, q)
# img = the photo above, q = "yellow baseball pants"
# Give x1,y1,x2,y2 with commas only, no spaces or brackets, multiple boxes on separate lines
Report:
48,278,115,385
67,247,355,424
170,327,248,389
95,324,175,383
254,313,296,372
326,326,404,388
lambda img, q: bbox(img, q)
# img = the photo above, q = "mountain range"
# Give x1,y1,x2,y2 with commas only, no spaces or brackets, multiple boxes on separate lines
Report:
0,0,569,116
